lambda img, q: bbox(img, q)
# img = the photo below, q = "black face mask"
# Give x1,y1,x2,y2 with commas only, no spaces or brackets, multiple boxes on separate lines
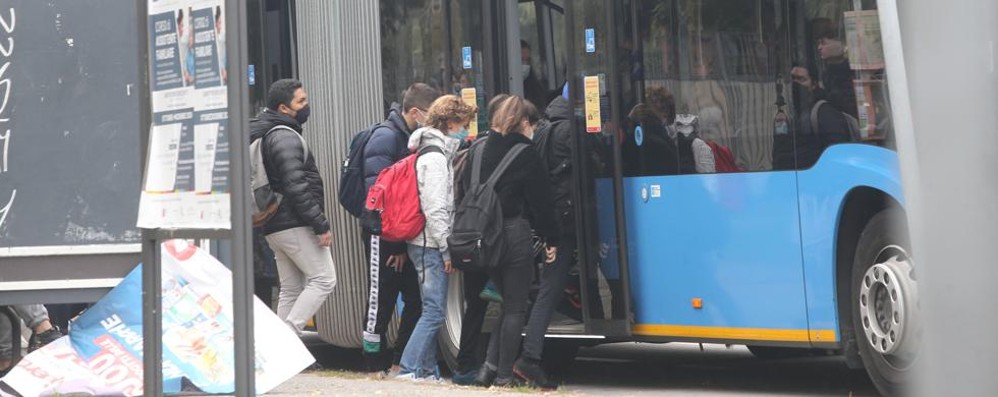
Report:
294,105,311,125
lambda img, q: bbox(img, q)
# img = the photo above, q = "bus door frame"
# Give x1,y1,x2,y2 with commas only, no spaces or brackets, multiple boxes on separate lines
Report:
564,0,635,337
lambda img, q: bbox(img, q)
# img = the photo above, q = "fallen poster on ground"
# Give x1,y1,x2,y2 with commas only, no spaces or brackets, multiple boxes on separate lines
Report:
0,240,314,396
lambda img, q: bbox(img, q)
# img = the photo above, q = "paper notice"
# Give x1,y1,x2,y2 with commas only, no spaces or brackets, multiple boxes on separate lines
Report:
461,87,479,138
584,76,601,133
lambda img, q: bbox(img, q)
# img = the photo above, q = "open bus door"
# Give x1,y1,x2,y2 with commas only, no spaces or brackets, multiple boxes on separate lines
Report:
560,0,636,337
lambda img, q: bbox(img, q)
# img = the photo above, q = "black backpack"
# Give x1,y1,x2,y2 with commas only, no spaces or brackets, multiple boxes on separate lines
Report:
448,142,529,272
338,122,404,218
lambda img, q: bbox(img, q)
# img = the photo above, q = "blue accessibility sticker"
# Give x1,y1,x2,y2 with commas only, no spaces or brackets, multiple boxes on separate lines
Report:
634,125,644,146
585,29,596,53
462,47,472,69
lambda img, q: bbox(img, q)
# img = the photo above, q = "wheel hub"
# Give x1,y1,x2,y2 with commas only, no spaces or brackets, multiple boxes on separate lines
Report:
859,247,918,357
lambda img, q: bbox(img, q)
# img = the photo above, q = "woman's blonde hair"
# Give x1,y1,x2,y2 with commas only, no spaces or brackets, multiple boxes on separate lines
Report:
490,96,530,136
425,95,478,132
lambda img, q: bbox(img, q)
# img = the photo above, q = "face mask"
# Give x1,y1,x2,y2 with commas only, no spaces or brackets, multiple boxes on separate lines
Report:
521,64,531,79
294,105,311,125
452,128,469,141
774,119,789,135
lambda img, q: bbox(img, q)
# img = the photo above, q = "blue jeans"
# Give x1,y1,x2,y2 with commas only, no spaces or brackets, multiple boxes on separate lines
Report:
398,244,449,378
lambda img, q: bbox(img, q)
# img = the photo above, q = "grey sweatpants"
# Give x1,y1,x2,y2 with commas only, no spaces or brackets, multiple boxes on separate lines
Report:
0,304,49,359
265,226,337,335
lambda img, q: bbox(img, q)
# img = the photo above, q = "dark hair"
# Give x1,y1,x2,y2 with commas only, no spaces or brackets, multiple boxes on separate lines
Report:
425,95,478,132
491,96,529,136
402,83,441,112
812,17,838,40
215,6,222,21
267,79,303,111
487,94,510,124
524,99,540,126
520,40,530,50
645,86,676,124
176,9,184,26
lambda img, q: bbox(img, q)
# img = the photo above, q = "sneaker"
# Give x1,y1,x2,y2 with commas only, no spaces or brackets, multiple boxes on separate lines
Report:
490,376,524,389
421,374,446,384
452,369,478,386
479,286,503,303
474,364,498,387
513,357,558,390
28,327,62,352
395,372,420,382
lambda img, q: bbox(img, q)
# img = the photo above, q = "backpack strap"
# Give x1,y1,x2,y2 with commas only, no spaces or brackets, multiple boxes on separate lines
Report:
810,99,828,136
417,145,444,157
470,139,488,187
265,125,309,160
484,143,529,188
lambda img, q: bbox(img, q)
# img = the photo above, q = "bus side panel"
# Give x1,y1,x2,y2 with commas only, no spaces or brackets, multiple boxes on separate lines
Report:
797,144,905,344
622,172,811,340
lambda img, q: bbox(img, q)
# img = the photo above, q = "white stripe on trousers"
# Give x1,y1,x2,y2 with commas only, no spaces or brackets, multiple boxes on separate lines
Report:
363,234,381,344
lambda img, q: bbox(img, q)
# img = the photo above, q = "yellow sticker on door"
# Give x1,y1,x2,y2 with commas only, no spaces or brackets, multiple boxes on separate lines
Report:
460,87,479,138
584,76,601,134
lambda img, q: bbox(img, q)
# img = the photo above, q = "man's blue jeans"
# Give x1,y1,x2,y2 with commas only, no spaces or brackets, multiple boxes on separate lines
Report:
398,244,448,378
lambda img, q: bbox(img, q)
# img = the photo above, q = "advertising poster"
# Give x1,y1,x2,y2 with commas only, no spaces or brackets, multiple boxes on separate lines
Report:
844,10,885,70
1,241,314,396
138,0,231,229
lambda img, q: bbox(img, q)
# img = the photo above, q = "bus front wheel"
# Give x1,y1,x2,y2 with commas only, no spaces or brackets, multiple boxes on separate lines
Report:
851,209,918,396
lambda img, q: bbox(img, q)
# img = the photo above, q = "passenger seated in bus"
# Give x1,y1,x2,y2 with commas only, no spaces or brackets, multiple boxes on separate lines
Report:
673,114,716,174
788,66,855,169
462,96,559,388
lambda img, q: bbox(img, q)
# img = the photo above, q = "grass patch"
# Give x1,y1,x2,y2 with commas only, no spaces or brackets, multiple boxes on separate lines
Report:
315,369,378,380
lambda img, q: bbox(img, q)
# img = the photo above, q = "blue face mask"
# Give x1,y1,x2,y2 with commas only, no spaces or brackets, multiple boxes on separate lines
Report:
453,128,469,141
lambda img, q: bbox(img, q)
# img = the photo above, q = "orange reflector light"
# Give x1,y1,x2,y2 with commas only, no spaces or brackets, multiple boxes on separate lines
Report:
692,298,703,309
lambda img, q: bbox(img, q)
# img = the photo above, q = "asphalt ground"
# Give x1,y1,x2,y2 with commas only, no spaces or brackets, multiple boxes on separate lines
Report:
268,336,879,396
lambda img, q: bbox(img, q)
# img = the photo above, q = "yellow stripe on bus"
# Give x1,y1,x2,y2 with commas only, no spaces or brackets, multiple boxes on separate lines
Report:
632,324,837,343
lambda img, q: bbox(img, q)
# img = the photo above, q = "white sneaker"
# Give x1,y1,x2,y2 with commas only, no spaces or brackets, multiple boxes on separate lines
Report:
395,372,420,382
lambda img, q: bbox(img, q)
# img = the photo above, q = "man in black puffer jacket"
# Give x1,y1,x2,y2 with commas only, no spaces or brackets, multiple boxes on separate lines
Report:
250,79,336,336
359,83,440,374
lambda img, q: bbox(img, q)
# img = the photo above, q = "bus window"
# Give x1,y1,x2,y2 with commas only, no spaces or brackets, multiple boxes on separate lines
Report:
617,0,894,175
519,0,568,111
786,0,894,170
380,0,448,109
448,1,487,135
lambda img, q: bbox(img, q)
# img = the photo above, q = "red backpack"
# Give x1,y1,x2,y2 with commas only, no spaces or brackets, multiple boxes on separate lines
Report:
706,140,742,173
361,146,443,242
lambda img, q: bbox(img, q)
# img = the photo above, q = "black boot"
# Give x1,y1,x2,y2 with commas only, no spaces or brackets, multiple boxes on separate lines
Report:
513,357,558,390
474,364,498,387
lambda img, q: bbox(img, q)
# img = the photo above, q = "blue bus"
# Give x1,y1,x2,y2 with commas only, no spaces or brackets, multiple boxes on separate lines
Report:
306,1,914,395
432,1,909,395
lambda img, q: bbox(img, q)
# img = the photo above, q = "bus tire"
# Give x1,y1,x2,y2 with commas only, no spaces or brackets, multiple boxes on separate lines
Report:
851,209,918,397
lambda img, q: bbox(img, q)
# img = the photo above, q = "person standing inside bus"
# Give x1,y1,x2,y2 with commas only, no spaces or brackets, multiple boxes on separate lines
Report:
252,79,336,336
395,95,476,382
360,83,440,375
468,96,559,388
514,92,577,389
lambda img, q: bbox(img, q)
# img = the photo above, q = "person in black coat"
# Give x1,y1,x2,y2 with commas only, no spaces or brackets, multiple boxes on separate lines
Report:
358,83,440,373
249,79,336,336
466,96,559,388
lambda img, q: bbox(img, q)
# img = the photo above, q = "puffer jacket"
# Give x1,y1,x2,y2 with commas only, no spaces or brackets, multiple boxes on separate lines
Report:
407,127,461,261
363,103,410,191
362,103,411,254
250,109,330,236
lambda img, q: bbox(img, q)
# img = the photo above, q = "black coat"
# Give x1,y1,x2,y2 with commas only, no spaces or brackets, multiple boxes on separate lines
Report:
461,131,561,247
250,109,330,236
544,97,577,239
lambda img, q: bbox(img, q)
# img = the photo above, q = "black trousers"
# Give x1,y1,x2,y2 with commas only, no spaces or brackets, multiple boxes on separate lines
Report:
361,232,422,371
485,218,536,379
455,268,489,373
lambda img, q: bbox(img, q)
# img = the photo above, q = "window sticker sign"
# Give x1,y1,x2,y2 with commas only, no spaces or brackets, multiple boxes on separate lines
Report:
462,46,472,70
460,87,479,138
584,76,601,133
585,28,596,53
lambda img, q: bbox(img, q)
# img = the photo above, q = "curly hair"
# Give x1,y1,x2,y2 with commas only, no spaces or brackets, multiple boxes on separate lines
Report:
425,95,478,132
